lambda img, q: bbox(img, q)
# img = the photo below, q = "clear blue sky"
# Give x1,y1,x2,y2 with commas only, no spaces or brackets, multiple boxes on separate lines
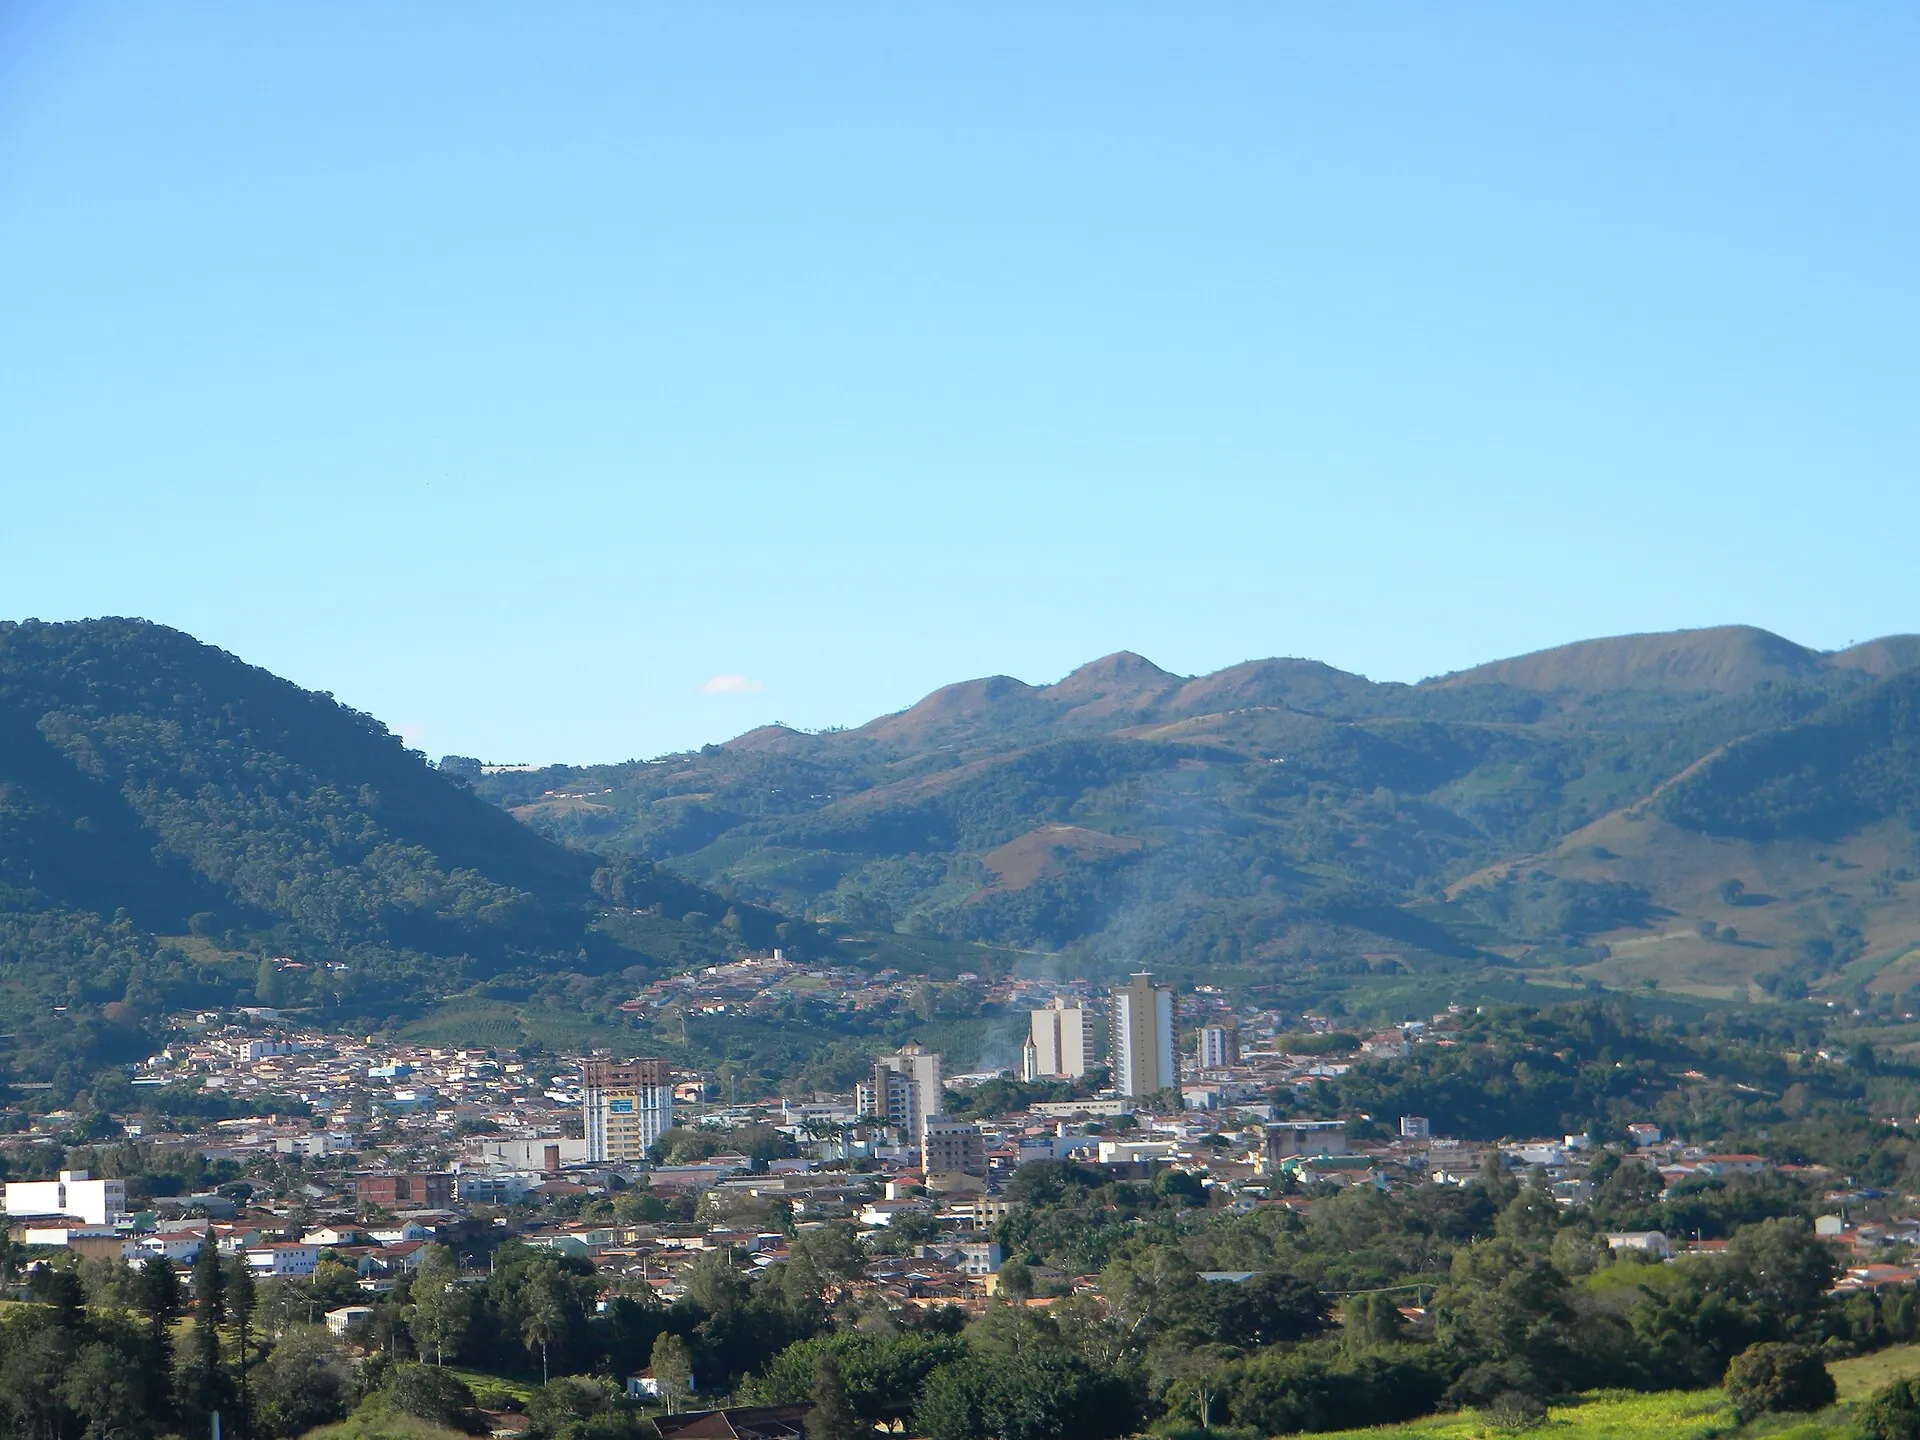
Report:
4,6,1917,762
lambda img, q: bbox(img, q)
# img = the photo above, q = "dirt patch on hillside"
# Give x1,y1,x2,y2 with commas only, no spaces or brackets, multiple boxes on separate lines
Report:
978,825,1142,893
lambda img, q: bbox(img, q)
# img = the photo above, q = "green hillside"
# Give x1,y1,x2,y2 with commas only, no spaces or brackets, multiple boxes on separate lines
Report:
1446,670,1920,1005
12,616,1920,1109
475,628,1920,992
0,618,816,1092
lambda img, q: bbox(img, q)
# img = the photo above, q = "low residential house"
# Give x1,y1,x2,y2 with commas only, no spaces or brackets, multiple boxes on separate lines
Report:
302,1226,364,1247
1605,1231,1672,1259
325,1305,375,1336
132,1230,208,1263
369,1221,431,1244
915,1240,1003,1277
627,1369,697,1401
857,1198,932,1228
1834,1265,1920,1295
248,1243,321,1277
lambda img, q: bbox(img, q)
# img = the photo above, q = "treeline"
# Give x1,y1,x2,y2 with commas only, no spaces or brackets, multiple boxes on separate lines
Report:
1310,1001,1920,1171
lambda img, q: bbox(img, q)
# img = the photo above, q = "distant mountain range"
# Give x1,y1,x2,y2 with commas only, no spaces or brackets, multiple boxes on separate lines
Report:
475,625,1920,1007
9,616,1920,1105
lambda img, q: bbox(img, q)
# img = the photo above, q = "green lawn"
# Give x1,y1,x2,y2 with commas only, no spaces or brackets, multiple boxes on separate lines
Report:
442,1365,540,1404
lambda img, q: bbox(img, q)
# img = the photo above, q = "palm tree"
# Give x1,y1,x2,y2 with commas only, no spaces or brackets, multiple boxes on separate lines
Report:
519,1261,567,1384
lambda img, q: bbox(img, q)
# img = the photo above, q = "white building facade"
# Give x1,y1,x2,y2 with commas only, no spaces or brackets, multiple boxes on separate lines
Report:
1029,999,1094,1078
1110,973,1174,1098
3,1171,127,1227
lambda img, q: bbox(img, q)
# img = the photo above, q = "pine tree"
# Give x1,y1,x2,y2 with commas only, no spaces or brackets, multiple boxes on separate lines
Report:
228,1254,258,1440
181,1238,232,1427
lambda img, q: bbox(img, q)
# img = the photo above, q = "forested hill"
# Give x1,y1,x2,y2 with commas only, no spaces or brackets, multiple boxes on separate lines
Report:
475,625,1920,1002
0,618,785,1085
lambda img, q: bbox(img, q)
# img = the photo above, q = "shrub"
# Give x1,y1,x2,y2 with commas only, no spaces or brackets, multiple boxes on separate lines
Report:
1724,1342,1835,1423
1476,1392,1548,1432
382,1362,480,1429
1864,1377,1920,1440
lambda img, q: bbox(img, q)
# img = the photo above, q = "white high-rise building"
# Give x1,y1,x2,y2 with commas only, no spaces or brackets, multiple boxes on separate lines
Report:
857,1043,943,1143
1198,1021,1240,1070
1029,999,1094,1078
582,1059,674,1162
1109,972,1174,1098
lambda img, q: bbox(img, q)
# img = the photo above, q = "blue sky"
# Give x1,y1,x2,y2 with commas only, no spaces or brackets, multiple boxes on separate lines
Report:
3,6,1916,762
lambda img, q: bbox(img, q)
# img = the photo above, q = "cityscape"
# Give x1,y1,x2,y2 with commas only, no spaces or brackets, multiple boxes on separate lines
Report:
4,9,1916,1440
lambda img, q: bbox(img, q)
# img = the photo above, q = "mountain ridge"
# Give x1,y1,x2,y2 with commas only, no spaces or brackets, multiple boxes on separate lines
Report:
479,623,1920,992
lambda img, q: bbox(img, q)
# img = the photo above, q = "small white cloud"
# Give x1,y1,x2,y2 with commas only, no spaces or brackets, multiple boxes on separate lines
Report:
701,674,764,695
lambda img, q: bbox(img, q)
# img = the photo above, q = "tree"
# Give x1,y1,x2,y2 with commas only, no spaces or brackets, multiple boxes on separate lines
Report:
520,1259,568,1384
780,1225,865,1309
182,1238,231,1425
651,1332,694,1415
228,1254,259,1440
382,1363,477,1426
64,1341,145,1440
407,1246,472,1366
1725,1342,1836,1422
1196,1272,1326,1347
806,1354,864,1440
1726,1218,1837,1320
254,958,286,1008
1150,1341,1237,1431
137,1254,182,1344
997,1260,1035,1302
253,1327,353,1439
1343,1292,1405,1354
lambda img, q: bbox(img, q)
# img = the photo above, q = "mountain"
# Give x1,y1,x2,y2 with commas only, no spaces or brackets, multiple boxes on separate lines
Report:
1428,625,1830,693
1443,666,1920,1004
14,615,1920,1111
0,618,809,1091
474,627,1920,1001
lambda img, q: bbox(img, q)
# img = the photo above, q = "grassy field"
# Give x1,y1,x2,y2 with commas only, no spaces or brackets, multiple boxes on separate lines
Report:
1313,1390,1732,1440
302,1412,472,1440
442,1365,539,1404
1830,1343,1920,1401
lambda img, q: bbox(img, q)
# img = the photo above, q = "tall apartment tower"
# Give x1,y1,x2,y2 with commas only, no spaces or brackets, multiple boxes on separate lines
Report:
1028,998,1094,1078
857,1042,943,1143
1109,972,1175,1097
1197,1020,1240,1070
582,1059,674,1162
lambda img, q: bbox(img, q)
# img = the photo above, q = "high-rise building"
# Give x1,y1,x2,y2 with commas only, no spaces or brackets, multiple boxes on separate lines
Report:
1109,972,1174,1098
857,1043,943,1143
922,1117,987,1179
1197,1020,1240,1070
582,1059,674,1162
1029,999,1094,1078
